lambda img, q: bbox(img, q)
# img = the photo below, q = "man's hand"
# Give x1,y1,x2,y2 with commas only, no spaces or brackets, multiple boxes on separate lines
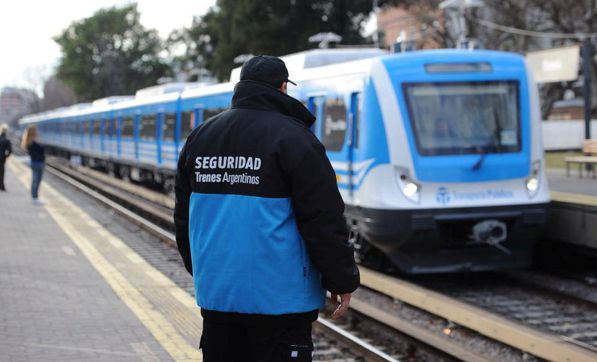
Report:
330,293,351,320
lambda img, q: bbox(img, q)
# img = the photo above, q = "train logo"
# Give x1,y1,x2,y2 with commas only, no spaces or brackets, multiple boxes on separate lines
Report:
436,187,451,205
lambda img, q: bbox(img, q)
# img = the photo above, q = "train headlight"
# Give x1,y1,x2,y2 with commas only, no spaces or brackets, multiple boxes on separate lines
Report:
525,160,541,198
403,182,419,197
395,166,421,204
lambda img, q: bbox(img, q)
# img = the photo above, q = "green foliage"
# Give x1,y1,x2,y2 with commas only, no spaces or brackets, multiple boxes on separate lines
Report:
54,4,171,101
172,0,373,81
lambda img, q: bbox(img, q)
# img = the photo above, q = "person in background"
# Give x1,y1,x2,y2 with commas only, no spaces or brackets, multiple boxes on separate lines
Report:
21,125,45,204
0,124,12,191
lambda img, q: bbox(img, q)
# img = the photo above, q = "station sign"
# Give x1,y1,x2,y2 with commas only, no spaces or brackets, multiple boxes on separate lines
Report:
526,45,580,83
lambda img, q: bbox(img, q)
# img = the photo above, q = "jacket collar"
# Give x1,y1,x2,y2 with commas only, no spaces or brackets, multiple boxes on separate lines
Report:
231,80,315,128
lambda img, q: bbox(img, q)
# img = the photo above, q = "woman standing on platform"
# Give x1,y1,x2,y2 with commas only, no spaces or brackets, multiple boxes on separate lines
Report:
21,125,45,205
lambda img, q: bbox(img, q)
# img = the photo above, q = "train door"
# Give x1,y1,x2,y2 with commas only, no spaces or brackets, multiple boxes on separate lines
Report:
156,111,164,165
307,95,325,138
134,113,140,161
347,92,361,198
100,117,106,155
116,115,122,158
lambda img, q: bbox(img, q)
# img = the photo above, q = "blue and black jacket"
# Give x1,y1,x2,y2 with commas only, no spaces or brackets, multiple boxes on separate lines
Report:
174,80,359,320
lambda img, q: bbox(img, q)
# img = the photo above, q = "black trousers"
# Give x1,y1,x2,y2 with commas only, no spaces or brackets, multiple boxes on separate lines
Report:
200,317,313,362
0,160,5,190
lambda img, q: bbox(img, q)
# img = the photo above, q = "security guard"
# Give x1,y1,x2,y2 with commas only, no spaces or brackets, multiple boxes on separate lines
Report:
174,55,359,362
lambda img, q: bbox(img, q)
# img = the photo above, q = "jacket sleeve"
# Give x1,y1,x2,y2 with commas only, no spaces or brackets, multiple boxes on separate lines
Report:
287,138,360,294
174,142,193,275
6,141,11,157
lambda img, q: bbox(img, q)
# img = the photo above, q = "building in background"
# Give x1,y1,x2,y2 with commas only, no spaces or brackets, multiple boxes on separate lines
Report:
0,87,39,127
548,99,585,121
377,5,442,50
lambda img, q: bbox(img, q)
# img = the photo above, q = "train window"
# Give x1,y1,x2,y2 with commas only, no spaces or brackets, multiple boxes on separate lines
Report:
322,97,347,151
163,113,176,141
106,119,116,137
92,120,100,135
140,115,156,140
203,107,226,122
82,121,90,135
180,111,195,140
122,117,134,137
403,81,521,156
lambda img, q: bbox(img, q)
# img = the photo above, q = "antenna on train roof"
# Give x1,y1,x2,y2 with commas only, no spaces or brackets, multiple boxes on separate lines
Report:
308,32,342,49
234,54,254,64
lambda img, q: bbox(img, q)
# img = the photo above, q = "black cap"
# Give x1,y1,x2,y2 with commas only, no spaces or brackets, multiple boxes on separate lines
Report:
240,55,296,88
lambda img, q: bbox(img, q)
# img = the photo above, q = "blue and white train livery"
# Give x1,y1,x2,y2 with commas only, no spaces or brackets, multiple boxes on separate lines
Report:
20,48,549,273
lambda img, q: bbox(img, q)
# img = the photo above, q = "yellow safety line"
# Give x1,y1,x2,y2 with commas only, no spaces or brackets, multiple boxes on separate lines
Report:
361,267,597,362
551,191,597,207
7,160,201,362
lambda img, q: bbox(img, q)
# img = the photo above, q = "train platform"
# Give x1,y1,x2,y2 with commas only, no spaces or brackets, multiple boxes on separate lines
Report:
0,158,202,362
547,168,597,198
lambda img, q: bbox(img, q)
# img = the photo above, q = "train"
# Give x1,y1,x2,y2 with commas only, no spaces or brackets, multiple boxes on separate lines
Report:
20,48,550,273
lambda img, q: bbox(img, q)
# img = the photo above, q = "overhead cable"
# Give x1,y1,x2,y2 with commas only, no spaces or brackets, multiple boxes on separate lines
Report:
469,17,597,39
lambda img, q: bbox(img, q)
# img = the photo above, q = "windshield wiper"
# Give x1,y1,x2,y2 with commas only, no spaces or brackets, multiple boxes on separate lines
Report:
472,109,503,171
472,148,488,170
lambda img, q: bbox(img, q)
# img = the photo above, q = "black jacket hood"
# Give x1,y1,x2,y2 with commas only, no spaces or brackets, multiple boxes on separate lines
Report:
231,80,315,128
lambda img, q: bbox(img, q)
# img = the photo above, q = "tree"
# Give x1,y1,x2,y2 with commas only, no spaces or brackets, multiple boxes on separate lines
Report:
54,4,171,101
383,0,597,118
41,76,77,111
171,0,374,81
472,0,597,118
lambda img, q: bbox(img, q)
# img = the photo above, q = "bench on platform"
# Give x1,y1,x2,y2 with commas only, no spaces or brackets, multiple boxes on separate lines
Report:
565,140,597,178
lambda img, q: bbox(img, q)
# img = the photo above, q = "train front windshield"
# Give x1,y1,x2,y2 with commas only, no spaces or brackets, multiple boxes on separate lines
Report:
403,81,520,156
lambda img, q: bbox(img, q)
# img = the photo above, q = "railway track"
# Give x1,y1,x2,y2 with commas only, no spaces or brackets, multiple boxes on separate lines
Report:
407,272,597,352
42,159,431,362
44,159,597,362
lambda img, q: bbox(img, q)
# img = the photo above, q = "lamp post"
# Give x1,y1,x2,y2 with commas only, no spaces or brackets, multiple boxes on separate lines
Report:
582,39,593,140
439,0,483,49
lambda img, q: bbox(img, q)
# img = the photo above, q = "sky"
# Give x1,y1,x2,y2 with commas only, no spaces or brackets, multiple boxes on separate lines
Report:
0,0,216,94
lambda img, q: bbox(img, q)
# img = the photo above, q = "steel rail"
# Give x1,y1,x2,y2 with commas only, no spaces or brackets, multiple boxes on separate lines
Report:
360,268,597,362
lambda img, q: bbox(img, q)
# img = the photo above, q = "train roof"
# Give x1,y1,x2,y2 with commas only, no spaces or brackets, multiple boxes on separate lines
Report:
19,48,527,125
379,48,525,66
229,48,387,83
